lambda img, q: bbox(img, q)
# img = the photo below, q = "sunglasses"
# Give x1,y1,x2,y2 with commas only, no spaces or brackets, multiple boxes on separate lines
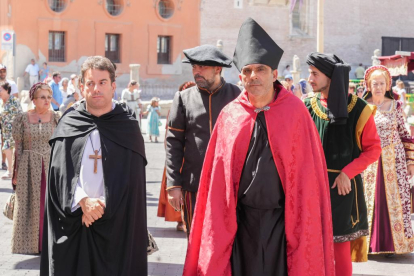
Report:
35,96,53,100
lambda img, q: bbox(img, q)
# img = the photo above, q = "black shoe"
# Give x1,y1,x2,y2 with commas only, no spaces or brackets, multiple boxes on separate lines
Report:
385,253,395,258
1,163,7,170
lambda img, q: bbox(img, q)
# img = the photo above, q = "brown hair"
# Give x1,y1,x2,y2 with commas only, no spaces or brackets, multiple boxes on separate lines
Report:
128,80,139,87
80,56,117,84
52,71,61,78
366,69,390,91
0,82,11,94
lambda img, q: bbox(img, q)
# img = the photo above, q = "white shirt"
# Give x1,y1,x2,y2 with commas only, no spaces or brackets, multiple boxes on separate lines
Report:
68,83,81,99
25,63,40,76
6,79,18,95
121,89,142,111
71,130,105,211
60,87,68,100
71,102,116,211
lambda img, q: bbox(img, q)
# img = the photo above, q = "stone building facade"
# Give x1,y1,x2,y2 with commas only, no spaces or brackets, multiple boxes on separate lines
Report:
201,0,414,83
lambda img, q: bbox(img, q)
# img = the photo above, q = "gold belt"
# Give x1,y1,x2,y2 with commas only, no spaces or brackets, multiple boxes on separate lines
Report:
327,169,341,173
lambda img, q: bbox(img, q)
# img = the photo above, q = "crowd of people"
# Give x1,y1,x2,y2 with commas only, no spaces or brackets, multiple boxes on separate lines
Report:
0,17,413,276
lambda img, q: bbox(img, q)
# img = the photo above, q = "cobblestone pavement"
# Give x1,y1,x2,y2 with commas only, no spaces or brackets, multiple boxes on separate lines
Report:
0,121,413,275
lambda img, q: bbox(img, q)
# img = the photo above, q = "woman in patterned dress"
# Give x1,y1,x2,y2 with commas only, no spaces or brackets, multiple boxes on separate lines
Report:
11,83,60,254
363,65,414,256
0,81,22,179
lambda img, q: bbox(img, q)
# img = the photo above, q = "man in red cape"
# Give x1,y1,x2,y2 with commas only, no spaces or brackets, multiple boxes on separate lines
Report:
183,18,335,276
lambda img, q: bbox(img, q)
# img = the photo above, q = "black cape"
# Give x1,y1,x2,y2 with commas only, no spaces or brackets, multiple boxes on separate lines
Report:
231,112,287,276
40,102,147,276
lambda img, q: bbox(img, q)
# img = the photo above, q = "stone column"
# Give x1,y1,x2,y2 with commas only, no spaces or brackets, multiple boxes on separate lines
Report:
317,0,324,53
290,55,301,84
16,77,24,93
216,39,223,52
129,64,141,83
216,40,224,76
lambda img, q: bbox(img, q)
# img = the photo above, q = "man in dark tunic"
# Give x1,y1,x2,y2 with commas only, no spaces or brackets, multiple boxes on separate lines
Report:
40,56,147,276
166,45,241,236
304,53,381,276
183,18,335,276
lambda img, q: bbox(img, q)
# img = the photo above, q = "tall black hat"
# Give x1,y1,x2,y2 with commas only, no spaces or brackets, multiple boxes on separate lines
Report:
233,18,284,72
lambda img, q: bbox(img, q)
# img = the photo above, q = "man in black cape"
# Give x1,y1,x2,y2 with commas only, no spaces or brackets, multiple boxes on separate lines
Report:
40,56,147,275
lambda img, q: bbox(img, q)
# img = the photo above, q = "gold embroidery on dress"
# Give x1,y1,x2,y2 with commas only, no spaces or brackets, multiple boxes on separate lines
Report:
311,94,358,121
403,142,414,150
406,151,414,159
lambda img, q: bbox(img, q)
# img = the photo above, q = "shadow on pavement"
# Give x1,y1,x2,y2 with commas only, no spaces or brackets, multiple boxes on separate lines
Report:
368,253,414,264
148,262,183,269
13,256,40,270
0,188,13,193
147,197,159,202
148,227,187,239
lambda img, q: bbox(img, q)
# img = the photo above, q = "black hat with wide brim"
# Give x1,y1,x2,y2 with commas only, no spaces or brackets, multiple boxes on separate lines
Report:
182,45,232,68
233,17,284,72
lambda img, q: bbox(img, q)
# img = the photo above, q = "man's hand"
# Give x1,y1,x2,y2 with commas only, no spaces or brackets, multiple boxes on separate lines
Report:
79,197,105,227
332,172,352,196
406,164,414,180
167,189,183,211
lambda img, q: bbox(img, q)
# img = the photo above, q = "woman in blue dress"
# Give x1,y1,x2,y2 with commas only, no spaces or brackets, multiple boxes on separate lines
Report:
143,97,161,142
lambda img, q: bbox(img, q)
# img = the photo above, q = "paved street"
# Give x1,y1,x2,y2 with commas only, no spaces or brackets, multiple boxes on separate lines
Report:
0,121,413,275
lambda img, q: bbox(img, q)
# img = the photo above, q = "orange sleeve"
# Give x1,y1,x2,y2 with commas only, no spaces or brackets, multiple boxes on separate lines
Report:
342,115,382,179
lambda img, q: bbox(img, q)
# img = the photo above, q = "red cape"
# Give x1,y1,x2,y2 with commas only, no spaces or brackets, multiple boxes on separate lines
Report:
183,83,335,276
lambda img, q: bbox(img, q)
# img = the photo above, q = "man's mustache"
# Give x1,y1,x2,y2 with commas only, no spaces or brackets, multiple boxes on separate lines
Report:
194,75,206,80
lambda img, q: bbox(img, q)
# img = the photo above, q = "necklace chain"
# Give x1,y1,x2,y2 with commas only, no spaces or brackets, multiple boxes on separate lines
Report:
374,100,386,108
33,108,48,123
89,135,101,153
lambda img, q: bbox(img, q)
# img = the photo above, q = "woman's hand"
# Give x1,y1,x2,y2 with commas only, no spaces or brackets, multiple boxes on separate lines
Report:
406,164,414,180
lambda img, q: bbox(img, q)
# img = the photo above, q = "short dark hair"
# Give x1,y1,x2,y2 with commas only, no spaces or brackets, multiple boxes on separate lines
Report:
0,82,11,94
80,56,116,84
43,62,47,66
52,71,61,78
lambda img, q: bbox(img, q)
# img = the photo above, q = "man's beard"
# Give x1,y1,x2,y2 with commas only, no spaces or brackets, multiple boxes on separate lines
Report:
194,75,215,91
313,84,329,93
0,76,5,81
